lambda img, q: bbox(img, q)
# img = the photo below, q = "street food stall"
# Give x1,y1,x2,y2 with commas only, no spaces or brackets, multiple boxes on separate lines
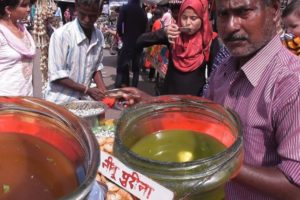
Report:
0,0,245,199
0,92,243,200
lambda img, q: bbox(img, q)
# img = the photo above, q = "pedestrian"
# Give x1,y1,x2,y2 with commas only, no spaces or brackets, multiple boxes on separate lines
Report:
115,0,148,88
114,0,300,199
29,0,36,24
44,0,106,104
161,5,173,28
45,16,58,38
145,6,152,23
281,0,300,56
144,8,164,82
0,0,36,96
64,7,71,23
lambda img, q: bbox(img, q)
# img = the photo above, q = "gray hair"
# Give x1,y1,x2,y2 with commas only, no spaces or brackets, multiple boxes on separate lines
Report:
263,0,280,6
75,0,104,9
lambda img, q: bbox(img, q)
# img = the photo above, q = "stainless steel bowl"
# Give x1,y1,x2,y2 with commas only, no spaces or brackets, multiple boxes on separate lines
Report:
64,100,107,128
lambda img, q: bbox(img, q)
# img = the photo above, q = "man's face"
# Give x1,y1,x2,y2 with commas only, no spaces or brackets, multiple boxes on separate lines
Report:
76,4,101,30
283,13,300,37
216,0,278,58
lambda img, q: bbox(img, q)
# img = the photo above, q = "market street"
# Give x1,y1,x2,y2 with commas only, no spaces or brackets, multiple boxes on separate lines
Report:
102,49,156,96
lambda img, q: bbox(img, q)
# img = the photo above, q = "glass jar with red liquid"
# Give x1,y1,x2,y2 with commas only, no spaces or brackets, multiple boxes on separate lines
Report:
0,97,103,200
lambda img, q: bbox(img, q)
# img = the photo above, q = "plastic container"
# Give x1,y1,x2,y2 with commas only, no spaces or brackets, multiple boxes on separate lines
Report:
114,95,243,200
0,97,103,200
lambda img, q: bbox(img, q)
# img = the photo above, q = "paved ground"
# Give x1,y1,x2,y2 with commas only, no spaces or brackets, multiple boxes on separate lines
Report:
102,49,156,96
101,49,158,119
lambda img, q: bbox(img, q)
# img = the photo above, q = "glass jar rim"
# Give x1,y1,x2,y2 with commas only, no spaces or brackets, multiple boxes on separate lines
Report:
115,95,243,170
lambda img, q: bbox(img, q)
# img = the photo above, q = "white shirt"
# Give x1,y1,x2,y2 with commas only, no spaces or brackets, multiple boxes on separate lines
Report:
0,32,33,96
44,19,104,104
147,12,153,21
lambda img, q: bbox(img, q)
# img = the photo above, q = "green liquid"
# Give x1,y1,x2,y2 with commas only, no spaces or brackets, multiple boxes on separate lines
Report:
130,130,226,162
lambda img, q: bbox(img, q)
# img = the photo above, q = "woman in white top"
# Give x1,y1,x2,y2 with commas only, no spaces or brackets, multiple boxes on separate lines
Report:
0,0,36,96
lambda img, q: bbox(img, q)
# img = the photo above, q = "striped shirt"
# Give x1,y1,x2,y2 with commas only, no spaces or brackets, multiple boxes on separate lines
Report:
44,19,104,104
202,46,230,96
205,35,300,200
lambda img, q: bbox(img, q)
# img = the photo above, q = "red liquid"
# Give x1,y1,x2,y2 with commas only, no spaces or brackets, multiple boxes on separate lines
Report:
0,133,78,200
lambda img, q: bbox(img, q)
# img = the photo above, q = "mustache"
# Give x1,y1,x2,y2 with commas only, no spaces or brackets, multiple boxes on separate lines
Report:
223,34,248,42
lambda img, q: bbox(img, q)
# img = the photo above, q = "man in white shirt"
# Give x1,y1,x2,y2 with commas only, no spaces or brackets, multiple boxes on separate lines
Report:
45,0,107,104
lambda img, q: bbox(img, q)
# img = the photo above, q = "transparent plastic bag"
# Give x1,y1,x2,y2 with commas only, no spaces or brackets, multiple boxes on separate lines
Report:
87,182,107,200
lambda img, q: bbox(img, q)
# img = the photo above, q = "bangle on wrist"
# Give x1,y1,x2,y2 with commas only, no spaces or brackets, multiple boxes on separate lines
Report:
84,86,89,94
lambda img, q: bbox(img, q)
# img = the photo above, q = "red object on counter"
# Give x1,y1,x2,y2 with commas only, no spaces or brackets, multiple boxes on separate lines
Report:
102,97,116,108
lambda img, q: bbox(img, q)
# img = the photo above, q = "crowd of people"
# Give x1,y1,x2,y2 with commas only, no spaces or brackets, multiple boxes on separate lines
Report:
1,0,300,199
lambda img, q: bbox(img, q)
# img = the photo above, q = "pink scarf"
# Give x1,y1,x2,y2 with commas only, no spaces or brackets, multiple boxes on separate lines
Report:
172,0,214,72
0,23,36,58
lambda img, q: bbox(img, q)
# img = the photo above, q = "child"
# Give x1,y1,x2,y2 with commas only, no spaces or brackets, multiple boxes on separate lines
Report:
282,0,300,56
282,0,300,36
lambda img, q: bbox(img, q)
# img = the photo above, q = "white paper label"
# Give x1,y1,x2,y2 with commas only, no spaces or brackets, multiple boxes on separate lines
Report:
99,151,174,200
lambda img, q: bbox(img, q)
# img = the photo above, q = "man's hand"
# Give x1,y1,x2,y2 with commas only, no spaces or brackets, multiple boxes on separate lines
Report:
233,163,300,200
120,87,153,107
86,87,105,101
104,87,151,107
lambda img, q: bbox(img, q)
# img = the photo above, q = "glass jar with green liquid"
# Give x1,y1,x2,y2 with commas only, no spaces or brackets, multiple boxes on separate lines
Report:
114,95,243,200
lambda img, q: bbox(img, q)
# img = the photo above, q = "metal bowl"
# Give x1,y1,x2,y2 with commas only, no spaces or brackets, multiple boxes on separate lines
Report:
64,100,107,128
